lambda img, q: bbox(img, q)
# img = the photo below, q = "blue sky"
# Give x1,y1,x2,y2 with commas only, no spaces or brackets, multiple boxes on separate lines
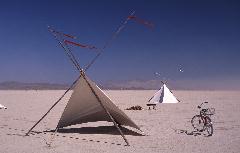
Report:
0,0,239,89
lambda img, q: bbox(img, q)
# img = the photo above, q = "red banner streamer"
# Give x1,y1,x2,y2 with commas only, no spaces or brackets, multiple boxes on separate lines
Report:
52,30,76,39
64,40,98,50
128,15,154,29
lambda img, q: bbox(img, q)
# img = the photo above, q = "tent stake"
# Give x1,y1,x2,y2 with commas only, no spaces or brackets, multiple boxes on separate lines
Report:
46,127,59,147
25,76,80,136
81,72,130,146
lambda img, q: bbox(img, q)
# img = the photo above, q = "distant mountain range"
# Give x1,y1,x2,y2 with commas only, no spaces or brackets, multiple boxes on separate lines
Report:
0,79,238,90
103,79,162,90
0,81,69,90
0,81,159,90
0,81,148,90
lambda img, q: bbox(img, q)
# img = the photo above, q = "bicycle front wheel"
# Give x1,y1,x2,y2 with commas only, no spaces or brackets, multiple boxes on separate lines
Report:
191,115,204,131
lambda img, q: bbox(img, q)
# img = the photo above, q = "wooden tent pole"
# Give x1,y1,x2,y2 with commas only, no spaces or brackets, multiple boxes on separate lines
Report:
84,11,135,71
25,75,81,136
48,26,82,72
26,27,84,136
81,71,130,146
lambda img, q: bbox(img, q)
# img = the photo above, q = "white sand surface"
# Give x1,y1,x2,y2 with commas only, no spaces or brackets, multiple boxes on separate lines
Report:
0,90,240,153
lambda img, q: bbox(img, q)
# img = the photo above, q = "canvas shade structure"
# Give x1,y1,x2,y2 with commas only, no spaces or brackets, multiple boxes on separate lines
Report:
26,12,143,146
26,72,141,146
148,84,179,104
0,104,7,109
57,74,140,130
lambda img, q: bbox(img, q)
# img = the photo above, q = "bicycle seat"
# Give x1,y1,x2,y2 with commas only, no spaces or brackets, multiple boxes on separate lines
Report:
202,109,207,112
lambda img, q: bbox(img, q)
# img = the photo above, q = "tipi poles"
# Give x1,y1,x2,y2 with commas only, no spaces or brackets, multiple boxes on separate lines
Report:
27,11,136,142
81,72,130,146
25,75,81,136
48,26,82,72
84,11,135,71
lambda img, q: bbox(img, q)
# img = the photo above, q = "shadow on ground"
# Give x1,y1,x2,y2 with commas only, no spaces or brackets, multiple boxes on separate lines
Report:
45,126,143,136
0,124,129,146
174,129,212,137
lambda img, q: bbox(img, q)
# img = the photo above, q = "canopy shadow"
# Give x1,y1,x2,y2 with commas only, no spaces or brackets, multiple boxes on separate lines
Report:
45,126,143,136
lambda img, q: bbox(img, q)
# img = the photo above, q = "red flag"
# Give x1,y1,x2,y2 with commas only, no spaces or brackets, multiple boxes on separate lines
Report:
64,40,86,48
64,40,98,51
51,30,76,39
63,33,76,39
128,15,136,19
128,15,154,29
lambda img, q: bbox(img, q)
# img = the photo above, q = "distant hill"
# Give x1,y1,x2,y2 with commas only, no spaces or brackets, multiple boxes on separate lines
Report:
103,80,161,90
0,81,148,90
0,81,69,90
0,80,183,90
1,79,237,90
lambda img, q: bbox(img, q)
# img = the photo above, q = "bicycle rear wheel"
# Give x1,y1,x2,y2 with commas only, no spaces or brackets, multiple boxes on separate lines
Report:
191,115,204,131
204,116,213,136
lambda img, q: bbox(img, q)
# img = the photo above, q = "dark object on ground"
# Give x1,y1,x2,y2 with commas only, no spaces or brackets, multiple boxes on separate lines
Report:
146,103,156,110
125,105,143,110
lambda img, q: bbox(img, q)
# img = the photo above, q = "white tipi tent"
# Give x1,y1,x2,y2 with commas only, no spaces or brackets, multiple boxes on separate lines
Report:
0,104,7,109
26,72,140,146
148,84,179,104
57,73,140,130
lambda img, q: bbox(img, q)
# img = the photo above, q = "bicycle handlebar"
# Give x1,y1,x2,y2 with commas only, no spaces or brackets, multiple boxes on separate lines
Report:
197,101,208,109
200,108,215,116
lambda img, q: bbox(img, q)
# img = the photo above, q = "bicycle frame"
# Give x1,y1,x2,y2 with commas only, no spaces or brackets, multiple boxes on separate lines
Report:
191,102,214,136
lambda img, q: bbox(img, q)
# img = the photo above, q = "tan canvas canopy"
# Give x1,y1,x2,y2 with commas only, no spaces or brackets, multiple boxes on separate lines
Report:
57,74,140,130
149,84,179,104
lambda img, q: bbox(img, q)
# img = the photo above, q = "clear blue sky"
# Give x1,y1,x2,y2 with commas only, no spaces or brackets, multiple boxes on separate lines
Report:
0,0,239,88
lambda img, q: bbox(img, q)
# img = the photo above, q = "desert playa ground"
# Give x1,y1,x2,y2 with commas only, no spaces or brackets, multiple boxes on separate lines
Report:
0,90,240,153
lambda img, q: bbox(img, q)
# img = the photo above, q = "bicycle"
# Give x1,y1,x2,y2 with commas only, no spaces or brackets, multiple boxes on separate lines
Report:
191,102,215,136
